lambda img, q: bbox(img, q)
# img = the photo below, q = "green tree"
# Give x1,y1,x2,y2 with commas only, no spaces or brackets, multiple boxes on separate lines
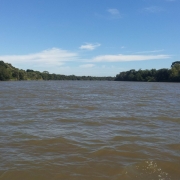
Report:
170,63,180,82
0,66,11,80
171,61,180,68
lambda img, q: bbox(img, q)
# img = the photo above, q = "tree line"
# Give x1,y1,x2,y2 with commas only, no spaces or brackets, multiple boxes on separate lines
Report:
1,60,180,82
0,60,114,81
115,61,180,82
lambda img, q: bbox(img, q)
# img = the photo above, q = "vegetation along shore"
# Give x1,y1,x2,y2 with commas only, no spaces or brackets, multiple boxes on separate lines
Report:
0,60,180,82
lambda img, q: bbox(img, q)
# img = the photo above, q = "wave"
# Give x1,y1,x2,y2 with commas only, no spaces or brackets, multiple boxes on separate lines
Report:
1,160,179,180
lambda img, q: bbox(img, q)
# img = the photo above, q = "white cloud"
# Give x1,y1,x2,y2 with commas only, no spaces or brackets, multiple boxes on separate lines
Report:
79,43,101,50
136,49,164,54
108,9,120,15
92,54,171,62
0,48,78,66
79,64,95,68
107,8,121,19
143,6,164,13
94,8,121,20
0,47,171,76
166,0,176,2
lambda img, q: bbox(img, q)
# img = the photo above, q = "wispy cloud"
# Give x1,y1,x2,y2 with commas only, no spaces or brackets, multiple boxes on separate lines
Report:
0,48,78,66
107,8,121,19
79,43,101,50
136,49,164,54
143,6,164,13
121,46,126,49
92,54,171,62
95,8,122,20
166,0,176,2
79,64,95,68
0,47,171,76
108,9,120,15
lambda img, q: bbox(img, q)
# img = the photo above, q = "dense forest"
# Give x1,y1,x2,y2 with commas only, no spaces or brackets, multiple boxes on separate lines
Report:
115,61,180,82
1,60,180,82
0,60,114,81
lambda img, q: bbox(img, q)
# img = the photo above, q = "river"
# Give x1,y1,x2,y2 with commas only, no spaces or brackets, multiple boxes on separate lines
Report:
0,81,180,180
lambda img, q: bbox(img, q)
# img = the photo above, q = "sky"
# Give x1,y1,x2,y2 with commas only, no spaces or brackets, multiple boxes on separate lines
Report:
0,0,179,76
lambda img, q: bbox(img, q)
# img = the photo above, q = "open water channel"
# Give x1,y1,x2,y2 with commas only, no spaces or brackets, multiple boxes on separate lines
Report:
0,81,180,180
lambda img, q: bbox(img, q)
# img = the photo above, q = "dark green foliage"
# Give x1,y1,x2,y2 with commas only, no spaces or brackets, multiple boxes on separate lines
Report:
0,61,12,80
26,69,34,72
0,66,11,80
169,63,180,82
1,60,180,82
171,61,180,68
0,61,8,68
156,69,170,82
0,60,114,81
115,62,180,82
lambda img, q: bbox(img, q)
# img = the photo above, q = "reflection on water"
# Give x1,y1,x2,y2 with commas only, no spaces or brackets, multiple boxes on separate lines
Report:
0,81,180,180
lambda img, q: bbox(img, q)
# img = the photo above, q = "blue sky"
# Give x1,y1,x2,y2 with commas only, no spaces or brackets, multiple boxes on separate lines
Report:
0,0,179,76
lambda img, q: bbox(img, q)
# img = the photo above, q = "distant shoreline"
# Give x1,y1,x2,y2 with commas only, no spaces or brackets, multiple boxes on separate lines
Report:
0,60,180,82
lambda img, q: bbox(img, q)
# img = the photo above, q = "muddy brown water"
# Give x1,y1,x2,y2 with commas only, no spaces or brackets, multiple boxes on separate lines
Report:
0,81,180,180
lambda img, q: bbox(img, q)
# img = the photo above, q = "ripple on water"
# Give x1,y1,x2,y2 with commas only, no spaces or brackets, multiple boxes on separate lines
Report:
0,81,180,180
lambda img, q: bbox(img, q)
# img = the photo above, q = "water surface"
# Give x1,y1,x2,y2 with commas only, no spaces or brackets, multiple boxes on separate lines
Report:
0,81,180,180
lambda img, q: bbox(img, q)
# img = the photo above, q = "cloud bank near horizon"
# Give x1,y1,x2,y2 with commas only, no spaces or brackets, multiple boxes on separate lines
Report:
0,48,78,66
0,47,171,74
92,54,170,62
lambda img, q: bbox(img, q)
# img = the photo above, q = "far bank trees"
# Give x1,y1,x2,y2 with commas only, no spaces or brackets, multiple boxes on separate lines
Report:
115,62,180,82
